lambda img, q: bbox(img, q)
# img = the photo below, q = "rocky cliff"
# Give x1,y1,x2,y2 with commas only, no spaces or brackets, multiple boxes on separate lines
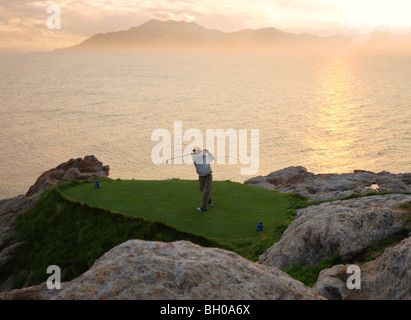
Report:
0,155,109,292
246,166,411,300
1,163,409,300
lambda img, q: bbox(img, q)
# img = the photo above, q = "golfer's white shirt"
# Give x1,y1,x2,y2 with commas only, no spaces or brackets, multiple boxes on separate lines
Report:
192,151,214,176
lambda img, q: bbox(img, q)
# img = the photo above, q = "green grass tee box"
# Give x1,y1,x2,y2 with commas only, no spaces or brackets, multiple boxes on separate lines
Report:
62,179,291,240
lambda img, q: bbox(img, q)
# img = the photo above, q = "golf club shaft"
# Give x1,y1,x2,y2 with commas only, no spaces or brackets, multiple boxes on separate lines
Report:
166,153,193,163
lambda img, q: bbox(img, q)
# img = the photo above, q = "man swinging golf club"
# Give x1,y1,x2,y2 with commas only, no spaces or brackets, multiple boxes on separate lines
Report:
192,147,214,212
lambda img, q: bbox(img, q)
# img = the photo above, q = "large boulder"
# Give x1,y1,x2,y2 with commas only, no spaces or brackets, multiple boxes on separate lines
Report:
259,194,411,269
313,237,411,300
244,167,411,201
0,240,325,300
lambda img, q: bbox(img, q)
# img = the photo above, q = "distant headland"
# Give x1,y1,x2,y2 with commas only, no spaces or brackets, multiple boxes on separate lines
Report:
56,19,411,53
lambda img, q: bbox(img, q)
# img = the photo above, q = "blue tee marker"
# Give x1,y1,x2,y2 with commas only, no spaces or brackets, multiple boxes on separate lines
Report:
256,221,264,231
94,180,100,189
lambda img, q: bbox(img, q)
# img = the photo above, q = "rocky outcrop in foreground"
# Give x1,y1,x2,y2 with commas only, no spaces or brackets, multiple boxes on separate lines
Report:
0,155,109,292
313,237,410,300
259,193,411,269
0,240,325,300
244,166,411,201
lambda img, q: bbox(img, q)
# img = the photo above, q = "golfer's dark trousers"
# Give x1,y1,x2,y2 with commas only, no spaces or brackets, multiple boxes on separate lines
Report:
199,174,213,211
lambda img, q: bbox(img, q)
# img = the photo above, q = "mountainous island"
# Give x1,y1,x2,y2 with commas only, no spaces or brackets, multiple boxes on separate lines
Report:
59,19,411,52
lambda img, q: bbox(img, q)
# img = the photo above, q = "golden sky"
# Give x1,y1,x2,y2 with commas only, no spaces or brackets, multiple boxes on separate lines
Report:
1,0,410,51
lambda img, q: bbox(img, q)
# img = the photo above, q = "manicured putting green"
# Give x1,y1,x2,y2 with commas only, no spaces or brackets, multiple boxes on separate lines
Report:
62,179,291,240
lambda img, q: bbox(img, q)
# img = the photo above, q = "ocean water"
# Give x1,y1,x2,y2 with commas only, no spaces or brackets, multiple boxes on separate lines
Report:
0,50,410,199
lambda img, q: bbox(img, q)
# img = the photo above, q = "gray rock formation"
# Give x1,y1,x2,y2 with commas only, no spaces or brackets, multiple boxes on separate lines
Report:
313,237,411,300
25,155,109,197
259,194,411,268
0,155,109,292
244,166,411,201
0,240,325,300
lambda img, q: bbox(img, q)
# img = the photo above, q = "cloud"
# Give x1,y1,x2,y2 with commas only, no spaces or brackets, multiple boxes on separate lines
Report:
151,11,196,22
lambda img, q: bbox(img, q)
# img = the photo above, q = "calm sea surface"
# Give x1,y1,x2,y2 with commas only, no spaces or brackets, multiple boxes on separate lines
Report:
0,51,410,199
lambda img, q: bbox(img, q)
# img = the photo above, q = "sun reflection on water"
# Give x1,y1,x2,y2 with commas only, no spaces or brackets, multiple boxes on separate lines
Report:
305,55,365,173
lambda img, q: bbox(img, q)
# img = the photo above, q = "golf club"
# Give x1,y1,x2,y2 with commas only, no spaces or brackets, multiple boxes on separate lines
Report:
165,152,193,164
